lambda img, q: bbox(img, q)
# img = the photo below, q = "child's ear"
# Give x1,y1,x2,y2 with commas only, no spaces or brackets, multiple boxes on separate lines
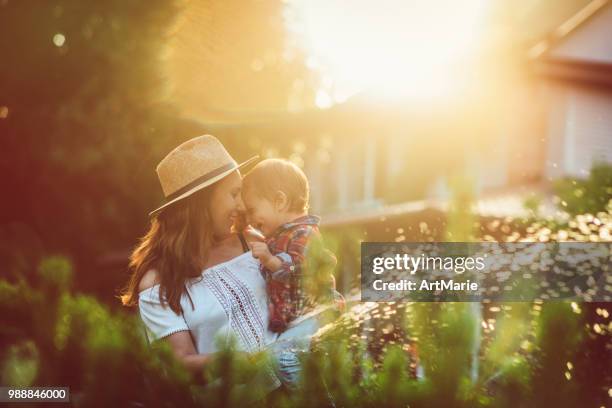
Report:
274,191,289,212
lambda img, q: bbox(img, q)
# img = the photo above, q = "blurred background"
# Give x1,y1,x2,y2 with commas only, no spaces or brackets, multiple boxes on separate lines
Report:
1,0,610,302
0,1,611,405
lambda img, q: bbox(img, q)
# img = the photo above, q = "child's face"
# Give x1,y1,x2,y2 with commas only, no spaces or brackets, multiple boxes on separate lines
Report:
242,188,283,236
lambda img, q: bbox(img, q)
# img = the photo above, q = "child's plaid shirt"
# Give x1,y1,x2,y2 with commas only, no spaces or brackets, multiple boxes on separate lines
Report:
262,215,338,333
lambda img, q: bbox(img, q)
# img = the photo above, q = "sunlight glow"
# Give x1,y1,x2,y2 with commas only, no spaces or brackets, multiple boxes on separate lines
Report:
285,0,488,104
53,33,66,47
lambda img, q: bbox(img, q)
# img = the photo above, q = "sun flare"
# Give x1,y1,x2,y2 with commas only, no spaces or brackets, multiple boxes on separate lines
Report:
285,0,489,105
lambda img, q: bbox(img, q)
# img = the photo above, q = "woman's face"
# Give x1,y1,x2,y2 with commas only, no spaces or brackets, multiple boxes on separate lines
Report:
209,171,244,240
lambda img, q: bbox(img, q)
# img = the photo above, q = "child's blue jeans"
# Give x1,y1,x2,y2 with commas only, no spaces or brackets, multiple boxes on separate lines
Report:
268,313,322,390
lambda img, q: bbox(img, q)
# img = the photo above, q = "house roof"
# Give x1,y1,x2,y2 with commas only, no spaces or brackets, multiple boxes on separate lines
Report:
532,57,612,86
528,0,612,86
528,0,610,60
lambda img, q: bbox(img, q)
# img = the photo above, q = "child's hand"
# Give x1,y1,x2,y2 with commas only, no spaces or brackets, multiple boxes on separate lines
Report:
250,241,273,263
250,242,283,272
244,225,266,241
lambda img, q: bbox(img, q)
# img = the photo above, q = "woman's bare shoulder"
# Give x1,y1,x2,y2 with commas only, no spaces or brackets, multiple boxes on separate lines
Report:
138,269,160,292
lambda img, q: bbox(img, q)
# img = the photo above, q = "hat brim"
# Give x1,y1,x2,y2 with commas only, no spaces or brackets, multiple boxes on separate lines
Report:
149,155,259,217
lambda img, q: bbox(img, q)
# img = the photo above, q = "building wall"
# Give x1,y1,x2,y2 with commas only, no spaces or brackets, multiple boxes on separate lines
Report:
550,4,612,64
543,4,612,179
308,133,378,214
545,83,612,179
504,82,549,185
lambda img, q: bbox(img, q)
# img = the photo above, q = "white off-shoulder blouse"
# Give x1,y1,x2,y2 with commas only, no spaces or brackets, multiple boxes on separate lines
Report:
138,250,277,354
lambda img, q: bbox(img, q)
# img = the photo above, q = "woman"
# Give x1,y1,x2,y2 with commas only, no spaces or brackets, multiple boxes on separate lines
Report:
121,135,280,391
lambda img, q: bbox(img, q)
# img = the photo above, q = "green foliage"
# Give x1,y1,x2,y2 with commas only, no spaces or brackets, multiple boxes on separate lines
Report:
445,174,476,242
522,194,543,219
0,181,605,396
553,162,612,216
0,248,610,406
411,303,478,407
38,256,73,292
0,0,201,269
530,302,583,408
1,340,39,387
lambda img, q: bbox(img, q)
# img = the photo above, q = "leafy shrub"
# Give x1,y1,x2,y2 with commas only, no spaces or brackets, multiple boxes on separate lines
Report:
553,162,612,216
1,208,610,407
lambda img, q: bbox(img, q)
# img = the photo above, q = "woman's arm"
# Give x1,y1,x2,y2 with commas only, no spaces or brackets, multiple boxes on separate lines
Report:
165,331,214,373
165,331,252,375
138,271,213,372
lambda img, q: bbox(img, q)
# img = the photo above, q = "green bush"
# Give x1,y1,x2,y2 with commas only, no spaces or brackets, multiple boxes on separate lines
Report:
1,208,610,407
553,162,612,216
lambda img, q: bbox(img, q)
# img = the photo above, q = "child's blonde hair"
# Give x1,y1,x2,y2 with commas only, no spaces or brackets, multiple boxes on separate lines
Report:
242,158,309,212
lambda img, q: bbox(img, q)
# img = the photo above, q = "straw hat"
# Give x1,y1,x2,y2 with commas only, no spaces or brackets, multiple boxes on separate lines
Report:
149,135,258,216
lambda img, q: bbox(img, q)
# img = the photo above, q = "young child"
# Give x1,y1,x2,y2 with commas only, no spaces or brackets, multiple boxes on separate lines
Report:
242,158,342,332
242,158,344,388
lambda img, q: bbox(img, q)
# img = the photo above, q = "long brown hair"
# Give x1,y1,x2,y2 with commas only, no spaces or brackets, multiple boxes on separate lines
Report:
121,186,215,314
